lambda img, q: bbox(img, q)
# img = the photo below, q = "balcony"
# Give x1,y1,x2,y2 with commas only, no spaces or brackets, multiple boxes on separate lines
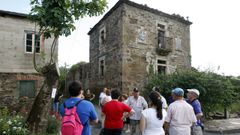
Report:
156,36,173,56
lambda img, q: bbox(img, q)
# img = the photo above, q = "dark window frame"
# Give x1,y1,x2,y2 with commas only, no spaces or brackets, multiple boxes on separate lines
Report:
18,80,36,98
157,59,167,74
99,27,106,48
100,60,104,76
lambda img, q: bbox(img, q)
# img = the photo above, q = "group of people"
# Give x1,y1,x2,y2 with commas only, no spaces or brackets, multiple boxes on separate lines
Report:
60,80,203,135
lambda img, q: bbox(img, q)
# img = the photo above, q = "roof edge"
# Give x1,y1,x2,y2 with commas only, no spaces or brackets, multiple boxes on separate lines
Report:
88,0,125,35
0,10,28,18
88,0,192,35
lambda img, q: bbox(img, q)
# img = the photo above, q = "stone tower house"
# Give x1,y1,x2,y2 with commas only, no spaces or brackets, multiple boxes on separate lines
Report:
69,0,192,93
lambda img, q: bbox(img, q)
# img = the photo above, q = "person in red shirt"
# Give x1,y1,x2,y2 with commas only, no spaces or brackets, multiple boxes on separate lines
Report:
102,89,134,135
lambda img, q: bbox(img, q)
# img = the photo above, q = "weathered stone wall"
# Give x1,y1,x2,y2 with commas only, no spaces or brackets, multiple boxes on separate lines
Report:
89,4,124,91
0,14,58,73
121,3,191,92
0,73,44,114
74,0,192,94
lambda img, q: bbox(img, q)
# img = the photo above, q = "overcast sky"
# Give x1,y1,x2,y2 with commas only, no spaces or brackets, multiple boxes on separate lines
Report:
1,0,240,76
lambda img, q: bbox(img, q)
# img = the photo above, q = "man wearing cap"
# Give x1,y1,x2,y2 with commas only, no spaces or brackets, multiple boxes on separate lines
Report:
164,88,197,135
127,88,148,135
187,89,203,135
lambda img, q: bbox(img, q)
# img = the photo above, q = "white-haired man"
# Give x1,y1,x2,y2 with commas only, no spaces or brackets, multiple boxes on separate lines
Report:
187,89,203,135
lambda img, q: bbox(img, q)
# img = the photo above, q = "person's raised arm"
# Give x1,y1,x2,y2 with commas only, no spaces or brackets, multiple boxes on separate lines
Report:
89,103,99,125
124,108,134,119
122,103,135,120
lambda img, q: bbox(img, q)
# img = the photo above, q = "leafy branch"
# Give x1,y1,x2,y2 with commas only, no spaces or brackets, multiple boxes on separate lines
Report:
29,0,107,38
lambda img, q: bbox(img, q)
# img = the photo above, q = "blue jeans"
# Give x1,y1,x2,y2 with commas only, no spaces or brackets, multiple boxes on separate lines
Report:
53,102,59,112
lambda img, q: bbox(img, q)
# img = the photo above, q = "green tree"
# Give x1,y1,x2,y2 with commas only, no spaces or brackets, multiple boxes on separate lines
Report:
145,69,239,117
69,61,87,73
228,77,240,104
58,64,69,96
26,0,107,133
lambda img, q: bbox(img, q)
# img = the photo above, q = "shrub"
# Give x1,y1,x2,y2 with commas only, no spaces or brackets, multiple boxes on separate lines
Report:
46,114,61,134
145,69,240,117
0,107,29,135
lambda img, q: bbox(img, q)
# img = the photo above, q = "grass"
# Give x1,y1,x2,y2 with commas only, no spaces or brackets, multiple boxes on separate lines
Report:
229,102,240,113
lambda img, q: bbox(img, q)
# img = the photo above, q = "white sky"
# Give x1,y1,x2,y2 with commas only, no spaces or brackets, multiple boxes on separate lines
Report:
1,0,240,76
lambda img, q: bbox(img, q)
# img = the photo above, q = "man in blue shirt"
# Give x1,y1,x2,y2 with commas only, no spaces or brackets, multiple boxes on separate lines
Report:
60,81,98,135
187,89,203,135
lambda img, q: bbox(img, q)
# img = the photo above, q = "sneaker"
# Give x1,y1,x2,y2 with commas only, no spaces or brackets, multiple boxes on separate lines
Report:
125,129,130,133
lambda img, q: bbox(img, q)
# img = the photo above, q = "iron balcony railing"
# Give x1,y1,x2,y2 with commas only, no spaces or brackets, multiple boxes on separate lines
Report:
156,36,173,56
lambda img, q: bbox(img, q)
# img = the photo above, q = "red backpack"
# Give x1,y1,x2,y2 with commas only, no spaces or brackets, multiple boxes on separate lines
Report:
61,100,83,135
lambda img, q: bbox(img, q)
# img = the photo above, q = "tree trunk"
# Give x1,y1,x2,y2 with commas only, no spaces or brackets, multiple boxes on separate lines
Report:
26,81,53,133
27,35,59,133
224,107,229,119
26,64,59,133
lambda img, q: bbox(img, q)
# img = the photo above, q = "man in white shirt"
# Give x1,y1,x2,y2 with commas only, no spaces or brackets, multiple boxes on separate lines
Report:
127,88,148,135
99,87,107,107
164,88,197,135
